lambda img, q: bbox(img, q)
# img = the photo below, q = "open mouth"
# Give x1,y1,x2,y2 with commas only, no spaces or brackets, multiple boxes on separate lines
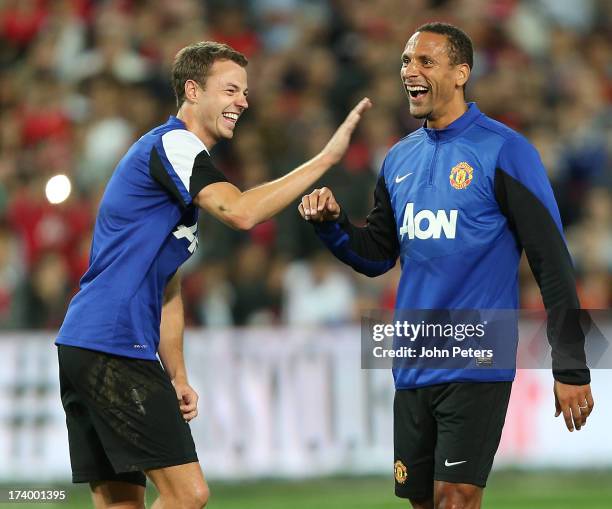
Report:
407,86,429,99
222,112,239,124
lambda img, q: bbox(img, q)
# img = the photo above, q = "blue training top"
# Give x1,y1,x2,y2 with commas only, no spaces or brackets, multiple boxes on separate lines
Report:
56,116,226,359
314,103,588,389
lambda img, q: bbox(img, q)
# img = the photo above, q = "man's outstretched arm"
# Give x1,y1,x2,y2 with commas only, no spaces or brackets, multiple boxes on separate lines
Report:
194,98,371,230
298,174,399,277
494,134,593,432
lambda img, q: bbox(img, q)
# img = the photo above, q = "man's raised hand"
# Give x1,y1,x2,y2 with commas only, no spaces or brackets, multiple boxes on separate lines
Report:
320,97,372,166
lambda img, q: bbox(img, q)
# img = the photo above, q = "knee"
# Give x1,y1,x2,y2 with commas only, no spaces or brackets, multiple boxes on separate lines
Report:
197,483,210,508
410,499,434,509
174,482,209,509
189,482,210,508
435,483,480,509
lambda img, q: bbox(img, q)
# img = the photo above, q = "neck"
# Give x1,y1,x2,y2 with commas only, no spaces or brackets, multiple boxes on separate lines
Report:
176,105,216,149
426,99,468,130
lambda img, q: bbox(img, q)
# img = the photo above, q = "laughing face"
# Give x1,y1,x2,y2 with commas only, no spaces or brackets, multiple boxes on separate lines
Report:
400,31,468,126
194,59,248,147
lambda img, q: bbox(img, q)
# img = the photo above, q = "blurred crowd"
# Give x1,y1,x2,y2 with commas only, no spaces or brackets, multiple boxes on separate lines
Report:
0,0,610,330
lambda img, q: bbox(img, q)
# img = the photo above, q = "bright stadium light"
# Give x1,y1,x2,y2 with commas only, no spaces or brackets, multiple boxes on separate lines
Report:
45,174,72,204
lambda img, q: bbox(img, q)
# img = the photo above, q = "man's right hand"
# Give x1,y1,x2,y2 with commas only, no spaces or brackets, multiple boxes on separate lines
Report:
320,97,372,166
298,187,341,222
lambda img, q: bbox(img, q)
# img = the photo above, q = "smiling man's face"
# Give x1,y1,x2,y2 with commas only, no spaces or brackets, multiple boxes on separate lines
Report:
400,31,464,123
194,59,248,147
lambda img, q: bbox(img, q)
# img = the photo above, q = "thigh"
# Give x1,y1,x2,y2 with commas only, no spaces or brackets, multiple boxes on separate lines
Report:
58,345,198,475
394,388,436,501
59,347,147,486
433,381,512,487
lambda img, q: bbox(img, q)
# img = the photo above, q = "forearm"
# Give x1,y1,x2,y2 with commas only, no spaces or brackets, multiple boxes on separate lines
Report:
158,281,188,382
314,174,399,277
315,211,397,277
239,152,335,226
195,153,335,230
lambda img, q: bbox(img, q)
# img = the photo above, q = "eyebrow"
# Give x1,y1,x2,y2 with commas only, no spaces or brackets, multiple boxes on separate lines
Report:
224,82,248,94
402,52,436,62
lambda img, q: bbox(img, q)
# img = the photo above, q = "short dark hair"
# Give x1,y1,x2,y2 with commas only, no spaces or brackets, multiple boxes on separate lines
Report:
416,22,473,70
172,41,248,107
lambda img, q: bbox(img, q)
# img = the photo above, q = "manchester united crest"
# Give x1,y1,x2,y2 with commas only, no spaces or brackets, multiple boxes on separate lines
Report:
449,161,474,190
394,460,408,484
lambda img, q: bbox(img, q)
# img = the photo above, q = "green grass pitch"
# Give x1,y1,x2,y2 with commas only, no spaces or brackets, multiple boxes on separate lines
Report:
3,471,611,508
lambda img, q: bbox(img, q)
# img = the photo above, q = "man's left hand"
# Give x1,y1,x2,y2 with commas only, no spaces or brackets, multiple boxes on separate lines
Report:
554,381,594,431
173,380,199,422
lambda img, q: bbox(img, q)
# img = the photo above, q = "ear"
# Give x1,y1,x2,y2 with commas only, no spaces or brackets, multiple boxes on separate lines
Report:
184,79,199,104
456,63,470,88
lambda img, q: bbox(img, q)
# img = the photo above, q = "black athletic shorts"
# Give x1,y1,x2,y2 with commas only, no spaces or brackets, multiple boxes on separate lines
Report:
58,345,198,486
393,381,512,501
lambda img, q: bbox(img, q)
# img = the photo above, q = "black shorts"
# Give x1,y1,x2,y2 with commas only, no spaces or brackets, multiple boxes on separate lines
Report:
58,345,198,486
393,381,512,501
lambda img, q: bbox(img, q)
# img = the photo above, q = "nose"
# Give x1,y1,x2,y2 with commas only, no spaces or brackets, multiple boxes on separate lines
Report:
401,61,419,81
237,93,248,110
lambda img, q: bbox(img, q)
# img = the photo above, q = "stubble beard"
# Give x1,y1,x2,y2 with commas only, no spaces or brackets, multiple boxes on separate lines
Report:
409,104,433,120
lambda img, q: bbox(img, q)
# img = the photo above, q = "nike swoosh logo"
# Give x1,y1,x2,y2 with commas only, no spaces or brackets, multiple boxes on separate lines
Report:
445,459,467,467
395,172,413,183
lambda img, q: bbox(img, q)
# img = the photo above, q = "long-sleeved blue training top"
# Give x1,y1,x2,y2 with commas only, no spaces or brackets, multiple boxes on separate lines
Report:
314,103,589,389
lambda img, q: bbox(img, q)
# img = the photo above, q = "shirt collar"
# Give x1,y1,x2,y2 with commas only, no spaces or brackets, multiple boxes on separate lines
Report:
422,102,482,142
167,115,186,128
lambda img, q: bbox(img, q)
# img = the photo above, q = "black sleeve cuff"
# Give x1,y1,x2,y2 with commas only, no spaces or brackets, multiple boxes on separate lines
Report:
553,369,591,385
312,209,349,234
549,308,591,385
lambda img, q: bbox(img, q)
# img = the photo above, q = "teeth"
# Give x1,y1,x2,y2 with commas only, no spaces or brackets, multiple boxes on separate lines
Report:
407,86,428,92
223,112,239,121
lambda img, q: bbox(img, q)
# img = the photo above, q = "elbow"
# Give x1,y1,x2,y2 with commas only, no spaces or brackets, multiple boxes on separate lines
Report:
234,218,256,231
218,196,257,230
226,213,256,231
207,200,256,230
195,185,256,231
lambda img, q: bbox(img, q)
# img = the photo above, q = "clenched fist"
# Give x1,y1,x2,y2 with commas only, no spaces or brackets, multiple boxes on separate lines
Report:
298,187,341,222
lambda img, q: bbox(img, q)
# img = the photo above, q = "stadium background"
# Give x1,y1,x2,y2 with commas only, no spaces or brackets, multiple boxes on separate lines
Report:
0,0,610,507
